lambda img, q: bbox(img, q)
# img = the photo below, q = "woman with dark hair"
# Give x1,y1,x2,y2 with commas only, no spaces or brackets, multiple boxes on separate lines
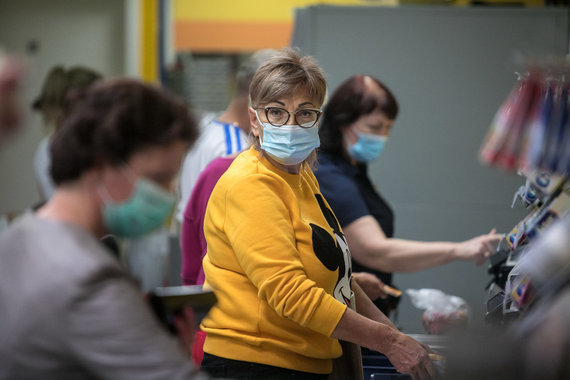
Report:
0,79,209,380
315,75,501,316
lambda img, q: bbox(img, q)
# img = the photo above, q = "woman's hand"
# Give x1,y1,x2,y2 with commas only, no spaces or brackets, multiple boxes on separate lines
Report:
352,272,388,301
453,228,502,265
332,306,438,380
383,330,439,380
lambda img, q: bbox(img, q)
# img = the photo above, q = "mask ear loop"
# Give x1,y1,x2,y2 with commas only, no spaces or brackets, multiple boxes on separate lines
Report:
254,109,268,145
344,124,360,144
254,110,264,128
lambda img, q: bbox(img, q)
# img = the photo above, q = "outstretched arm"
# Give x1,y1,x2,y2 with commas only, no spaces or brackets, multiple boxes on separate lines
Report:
344,215,501,273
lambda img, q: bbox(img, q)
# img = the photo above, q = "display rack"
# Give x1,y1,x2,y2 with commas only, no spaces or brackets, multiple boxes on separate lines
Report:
480,59,570,327
485,171,569,325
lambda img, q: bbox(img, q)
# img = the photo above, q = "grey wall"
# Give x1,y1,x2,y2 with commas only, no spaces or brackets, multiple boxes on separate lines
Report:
292,6,569,333
0,0,126,213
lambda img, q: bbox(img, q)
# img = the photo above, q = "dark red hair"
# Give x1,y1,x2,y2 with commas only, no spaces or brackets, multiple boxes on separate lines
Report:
319,75,399,155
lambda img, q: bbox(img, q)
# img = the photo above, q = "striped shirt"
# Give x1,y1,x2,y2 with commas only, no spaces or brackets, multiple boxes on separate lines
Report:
177,114,250,223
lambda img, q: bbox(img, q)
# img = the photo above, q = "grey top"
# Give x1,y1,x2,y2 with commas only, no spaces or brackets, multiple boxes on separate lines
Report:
0,213,209,380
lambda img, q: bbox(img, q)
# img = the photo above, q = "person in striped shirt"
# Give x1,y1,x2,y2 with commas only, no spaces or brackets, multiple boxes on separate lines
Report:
176,49,277,223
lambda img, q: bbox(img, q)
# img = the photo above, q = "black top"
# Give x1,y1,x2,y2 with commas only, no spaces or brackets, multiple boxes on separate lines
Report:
315,151,399,314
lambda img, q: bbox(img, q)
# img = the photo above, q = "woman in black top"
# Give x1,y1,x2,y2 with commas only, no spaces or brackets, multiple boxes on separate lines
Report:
315,75,501,316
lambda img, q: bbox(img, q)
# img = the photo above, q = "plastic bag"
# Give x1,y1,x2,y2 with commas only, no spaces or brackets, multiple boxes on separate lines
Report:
407,288,470,334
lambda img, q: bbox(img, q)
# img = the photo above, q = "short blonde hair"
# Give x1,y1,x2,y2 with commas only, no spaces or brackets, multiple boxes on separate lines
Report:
250,47,326,108
249,47,326,168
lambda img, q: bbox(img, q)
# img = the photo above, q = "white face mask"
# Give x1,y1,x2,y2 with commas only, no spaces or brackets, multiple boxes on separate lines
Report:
256,111,320,166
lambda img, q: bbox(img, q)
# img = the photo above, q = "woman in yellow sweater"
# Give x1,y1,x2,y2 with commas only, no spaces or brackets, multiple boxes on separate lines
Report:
200,48,436,380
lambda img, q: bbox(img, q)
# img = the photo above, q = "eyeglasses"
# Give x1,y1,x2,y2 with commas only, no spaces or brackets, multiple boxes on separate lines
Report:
255,106,322,128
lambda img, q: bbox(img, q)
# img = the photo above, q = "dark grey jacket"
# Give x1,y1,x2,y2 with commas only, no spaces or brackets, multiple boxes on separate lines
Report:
0,214,209,380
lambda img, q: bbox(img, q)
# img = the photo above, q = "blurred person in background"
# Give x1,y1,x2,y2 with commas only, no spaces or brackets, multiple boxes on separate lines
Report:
315,75,502,317
32,65,102,201
0,52,24,144
0,79,210,380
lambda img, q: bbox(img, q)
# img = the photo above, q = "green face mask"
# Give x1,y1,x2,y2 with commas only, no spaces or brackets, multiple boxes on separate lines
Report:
101,178,175,238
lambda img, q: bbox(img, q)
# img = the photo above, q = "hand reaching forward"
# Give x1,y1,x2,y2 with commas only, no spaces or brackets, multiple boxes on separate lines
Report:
331,306,438,379
385,331,439,380
453,229,502,266
352,272,388,301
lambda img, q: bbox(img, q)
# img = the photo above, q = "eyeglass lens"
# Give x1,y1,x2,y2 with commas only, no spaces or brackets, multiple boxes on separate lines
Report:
265,107,319,127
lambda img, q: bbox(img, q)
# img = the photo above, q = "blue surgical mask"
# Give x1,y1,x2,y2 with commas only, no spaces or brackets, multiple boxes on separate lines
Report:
100,177,175,238
347,132,387,163
256,112,320,166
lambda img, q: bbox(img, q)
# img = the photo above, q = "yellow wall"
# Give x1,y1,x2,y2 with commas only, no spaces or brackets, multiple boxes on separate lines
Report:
172,0,544,52
174,0,376,22
173,0,396,52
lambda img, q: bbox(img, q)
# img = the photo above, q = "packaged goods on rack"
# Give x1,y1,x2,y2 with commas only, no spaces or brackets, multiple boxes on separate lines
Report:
518,168,566,197
486,175,568,324
462,58,570,379
479,59,570,327
516,216,570,296
479,60,570,176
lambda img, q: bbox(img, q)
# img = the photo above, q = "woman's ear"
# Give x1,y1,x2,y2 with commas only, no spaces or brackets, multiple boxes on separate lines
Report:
249,107,260,137
341,124,357,145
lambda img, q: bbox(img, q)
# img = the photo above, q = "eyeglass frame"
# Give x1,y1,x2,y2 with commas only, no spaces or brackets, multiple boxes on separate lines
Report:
254,106,322,128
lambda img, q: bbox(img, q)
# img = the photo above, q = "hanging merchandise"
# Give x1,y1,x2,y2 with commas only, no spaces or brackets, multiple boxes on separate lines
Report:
479,60,570,176
525,80,554,170
544,82,568,172
480,59,570,339
479,70,542,170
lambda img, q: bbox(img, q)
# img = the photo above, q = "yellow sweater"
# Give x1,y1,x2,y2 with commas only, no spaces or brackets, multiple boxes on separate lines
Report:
202,147,352,374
